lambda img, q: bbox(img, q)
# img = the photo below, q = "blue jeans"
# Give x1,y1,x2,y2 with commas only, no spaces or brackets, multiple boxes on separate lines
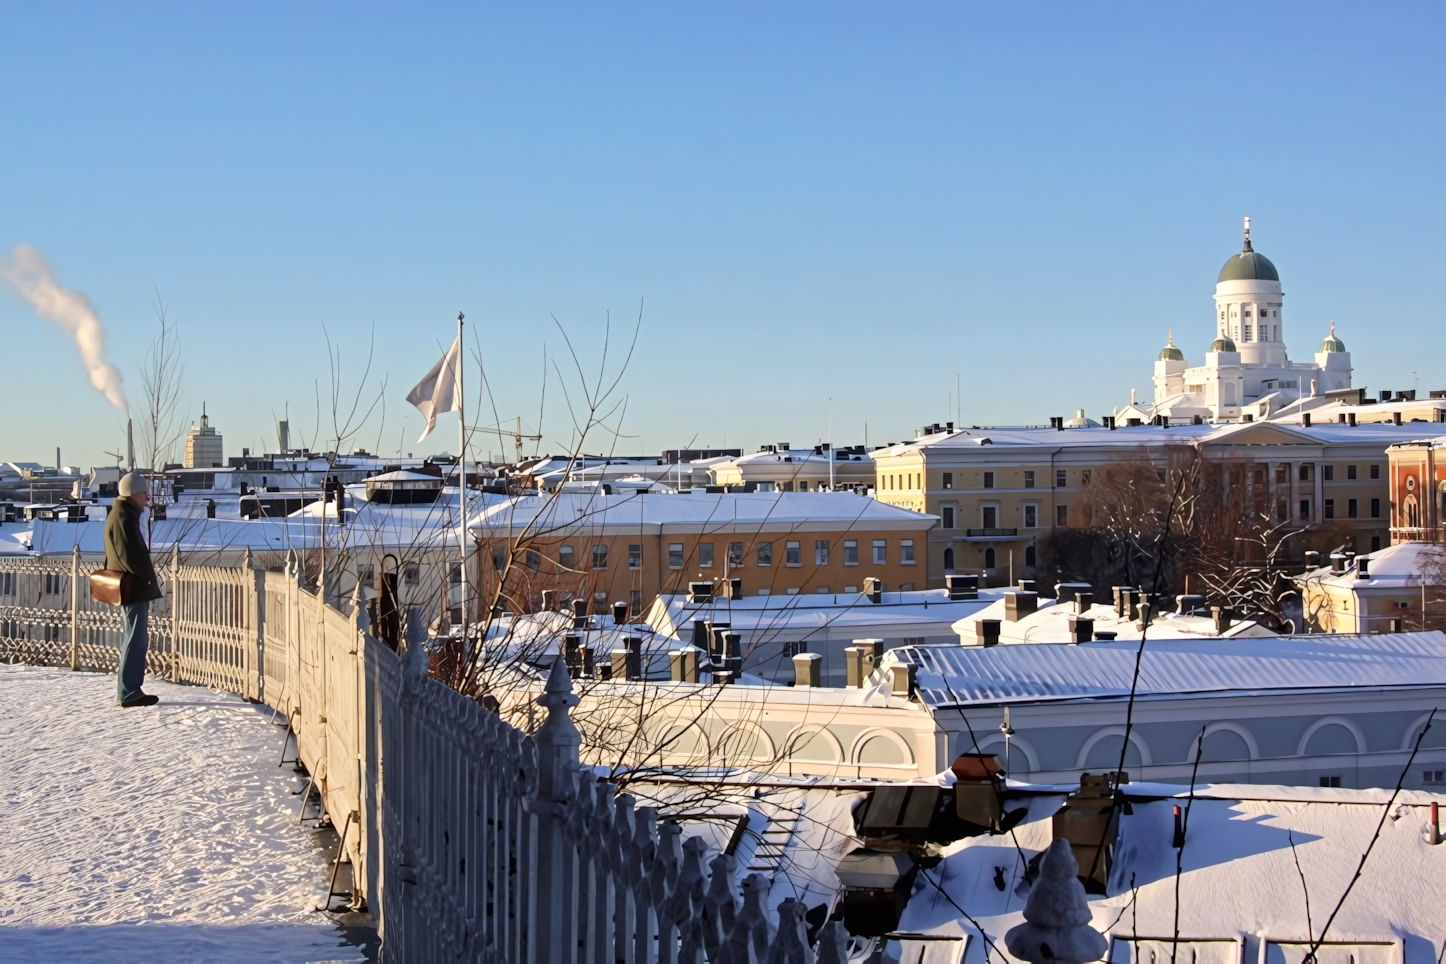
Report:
118,601,150,702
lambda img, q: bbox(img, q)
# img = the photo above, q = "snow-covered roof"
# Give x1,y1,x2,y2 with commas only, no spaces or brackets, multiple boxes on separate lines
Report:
899,779,1446,957
1303,542,1446,589
949,594,1268,643
646,588,1003,644
887,631,1446,708
470,490,936,535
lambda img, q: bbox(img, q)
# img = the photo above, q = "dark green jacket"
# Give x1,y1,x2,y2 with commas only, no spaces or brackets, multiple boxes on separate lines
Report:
104,499,162,603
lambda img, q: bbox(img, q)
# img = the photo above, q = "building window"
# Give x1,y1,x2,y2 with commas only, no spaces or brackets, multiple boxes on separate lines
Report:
901,540,915,565
357,565,376,585
1324,499,1335,519
1371,498,1381,518
1371,535,1381,552
1299,499,1311,521
1424,770,1445,785
1244,324,1252,341
728,542,745,568
942,505,955,529
1276,463,1288,484
492,549,507,571
798,481,808,491
983,471,995,489
944,547,955,570
1320,776,1342,788
943,472,953,489
1299,464,1312,482
558,546,574,570
629,544,644,569
1056,504,1068,527
699,542,714,568
1025,545,1036,567
1348,464,1357,480
982,505,998,528
786,541,802,566
1370,464,1380,480
872,540,887,565
1024,470,1035,488
984,547,996,569
1024,504,1038,528
1276,499,1287,520
843,540,858,565
525,552,540,571
668,544,683,568
448,564,462,587
630,589,642,617
1348,498,1358,518
757,542,772,567
1323,465,1334,481
815,540,829,565
403,563,419,585
1056,469,1066,488
592,545,608,570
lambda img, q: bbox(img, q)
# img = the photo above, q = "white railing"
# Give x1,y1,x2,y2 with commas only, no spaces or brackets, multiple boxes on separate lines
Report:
0,552,851,964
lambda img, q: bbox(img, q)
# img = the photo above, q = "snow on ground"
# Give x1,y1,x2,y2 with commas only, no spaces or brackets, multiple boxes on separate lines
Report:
0,663,367,962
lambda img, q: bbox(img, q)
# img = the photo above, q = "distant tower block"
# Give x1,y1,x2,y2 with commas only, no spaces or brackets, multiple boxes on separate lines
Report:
184,403,224,468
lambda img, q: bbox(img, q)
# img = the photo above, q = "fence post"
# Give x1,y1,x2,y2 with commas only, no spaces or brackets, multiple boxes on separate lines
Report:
245,547,263,701
169,544,181,682
530,655,582,964
70,544,80,671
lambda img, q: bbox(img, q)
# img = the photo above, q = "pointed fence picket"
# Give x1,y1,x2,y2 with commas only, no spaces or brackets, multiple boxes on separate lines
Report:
0,554,852,963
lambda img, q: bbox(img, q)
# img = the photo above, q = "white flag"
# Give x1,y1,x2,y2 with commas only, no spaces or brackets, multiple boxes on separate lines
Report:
406,335,462,442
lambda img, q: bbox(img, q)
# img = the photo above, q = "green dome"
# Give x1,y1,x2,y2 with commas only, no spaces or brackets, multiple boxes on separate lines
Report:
1210,336,1237,353
1321,322,1346,353
1218,231,1279,283
1159,344,1185,361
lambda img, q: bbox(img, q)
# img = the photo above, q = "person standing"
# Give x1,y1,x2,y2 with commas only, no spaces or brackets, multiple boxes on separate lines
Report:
105,472,163,707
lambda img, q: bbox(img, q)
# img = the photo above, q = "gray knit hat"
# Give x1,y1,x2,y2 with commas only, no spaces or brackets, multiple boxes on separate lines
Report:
118,472,149,498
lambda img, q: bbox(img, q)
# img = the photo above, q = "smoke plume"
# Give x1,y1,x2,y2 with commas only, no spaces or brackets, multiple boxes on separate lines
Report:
0,245,127,410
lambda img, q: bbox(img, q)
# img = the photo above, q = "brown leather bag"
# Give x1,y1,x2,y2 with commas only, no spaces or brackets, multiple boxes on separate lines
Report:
90,570,134,606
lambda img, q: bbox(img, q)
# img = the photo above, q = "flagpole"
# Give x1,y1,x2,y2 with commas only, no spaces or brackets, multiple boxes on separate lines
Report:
457,311,469,649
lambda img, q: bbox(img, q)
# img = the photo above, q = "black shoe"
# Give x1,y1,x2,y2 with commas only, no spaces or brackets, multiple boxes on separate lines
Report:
120,693,160,708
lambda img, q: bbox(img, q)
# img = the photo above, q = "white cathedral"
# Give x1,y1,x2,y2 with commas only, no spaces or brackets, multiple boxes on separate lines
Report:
1115,217,1353,425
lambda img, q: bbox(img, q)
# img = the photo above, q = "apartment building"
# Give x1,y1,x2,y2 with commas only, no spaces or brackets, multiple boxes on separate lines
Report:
871,419,1433,587
470,490,937,617
1388,435,1446,544
706,444,875,492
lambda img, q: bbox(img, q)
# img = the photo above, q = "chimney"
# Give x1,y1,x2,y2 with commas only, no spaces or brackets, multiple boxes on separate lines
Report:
688,581,714,603
793,652,822,687
1050,416,1064,430
1357,556,1371,579
1393,411,1403,426
975,619,1001,647
1302,413,1312,428
890,662,917,699
1075,592,1094,613
1348,412,1357,426
1137,602,1155,630
844,646,876,687
1243,414,1255,422
722,631,742,676
1005,591,1038,622
1068,615,1094,644
1017,579,1037,594
1329,552,1346,575
542,589,557,611
1389,617,1404,633
613,601,629,626
564,634,583,674
571,598,588,629
1112,586,1128,615
1176,594,1205,615
1055,582,1090,605
669,648,700,683
692,618,709,649
945,574,979,601
1093,630,1118,641
616,636,643,680
865,577,884,604
1304,550,1320,569
1104,416,1117,430
1212,606,1232,633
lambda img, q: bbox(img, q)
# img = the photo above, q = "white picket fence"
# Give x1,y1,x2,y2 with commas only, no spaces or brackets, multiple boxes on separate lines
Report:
0,552,850,963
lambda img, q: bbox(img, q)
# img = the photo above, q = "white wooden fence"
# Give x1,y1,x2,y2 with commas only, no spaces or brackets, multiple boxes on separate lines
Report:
0,552,851,963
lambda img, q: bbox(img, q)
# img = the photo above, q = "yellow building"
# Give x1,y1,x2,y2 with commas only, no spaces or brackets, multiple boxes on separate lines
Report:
871,419,1430,587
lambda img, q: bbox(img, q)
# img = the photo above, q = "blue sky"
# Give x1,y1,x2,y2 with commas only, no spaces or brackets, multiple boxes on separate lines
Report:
2,3,1443,467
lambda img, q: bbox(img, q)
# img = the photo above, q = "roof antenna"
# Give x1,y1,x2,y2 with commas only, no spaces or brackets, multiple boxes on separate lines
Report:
1243,215,1253,252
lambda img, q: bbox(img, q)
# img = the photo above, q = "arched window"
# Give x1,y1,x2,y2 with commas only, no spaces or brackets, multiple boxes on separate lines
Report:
1406,495,1420,529
984,547,996,569
943,547,955,571
1025,545,1036,567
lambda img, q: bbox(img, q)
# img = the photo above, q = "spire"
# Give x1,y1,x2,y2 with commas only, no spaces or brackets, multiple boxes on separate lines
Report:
200,401,208,429
1167,328,1175,347
1329,320,1336,336
1242,215,1253,252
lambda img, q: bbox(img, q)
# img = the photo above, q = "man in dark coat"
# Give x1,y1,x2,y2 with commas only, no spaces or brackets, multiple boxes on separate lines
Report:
104,472,163,707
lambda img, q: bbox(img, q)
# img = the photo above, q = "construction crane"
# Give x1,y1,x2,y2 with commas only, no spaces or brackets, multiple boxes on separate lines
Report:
470,417,543,465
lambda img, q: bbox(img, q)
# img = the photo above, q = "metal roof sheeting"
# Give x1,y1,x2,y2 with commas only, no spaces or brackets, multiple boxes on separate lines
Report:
891,631,1446,708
